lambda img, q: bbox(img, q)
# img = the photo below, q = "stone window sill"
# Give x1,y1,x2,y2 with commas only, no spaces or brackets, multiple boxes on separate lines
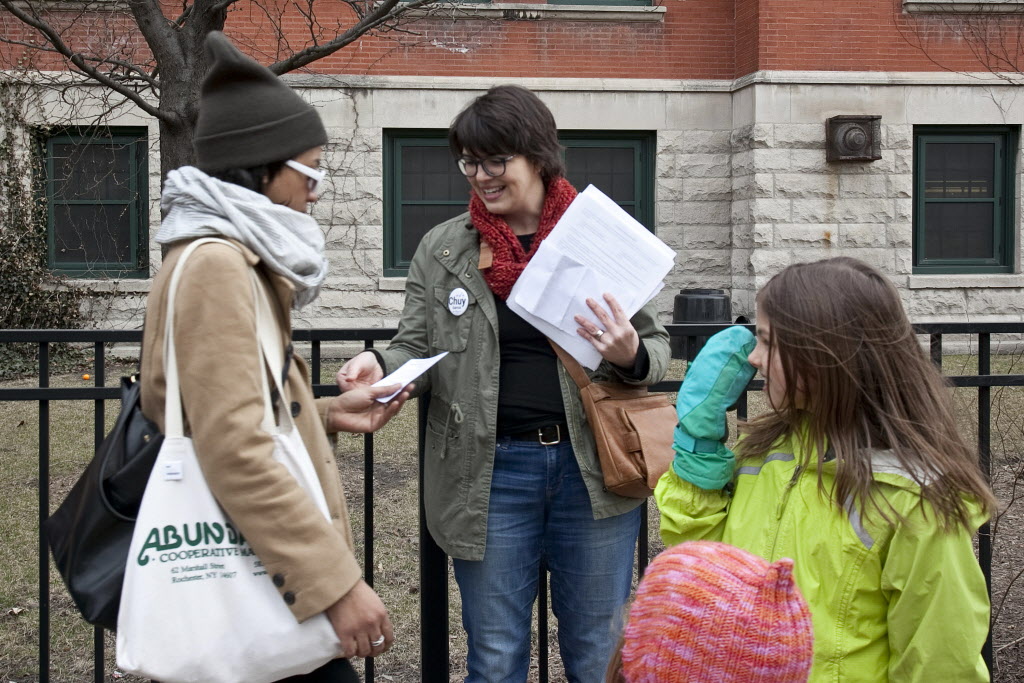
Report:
45,278,152,293
378,277,409,291
904,0,1024,12
404,3,666,22
908,274,1024,289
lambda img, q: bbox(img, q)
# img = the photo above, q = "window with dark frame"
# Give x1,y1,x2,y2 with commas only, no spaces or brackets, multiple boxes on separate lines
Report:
383,130,655,277
913,126,1017,274
45,128,149,278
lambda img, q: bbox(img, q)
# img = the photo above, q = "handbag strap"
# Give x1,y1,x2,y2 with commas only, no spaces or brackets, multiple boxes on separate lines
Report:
547,339,593,390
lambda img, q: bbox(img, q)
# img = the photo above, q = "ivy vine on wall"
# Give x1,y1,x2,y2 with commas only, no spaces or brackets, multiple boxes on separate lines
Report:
0,83,88,378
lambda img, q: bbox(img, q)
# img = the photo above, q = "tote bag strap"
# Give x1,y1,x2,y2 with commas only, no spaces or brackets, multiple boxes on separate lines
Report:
249,268,333,522
250,270,292,434
547,339,593,390
162,238,241,438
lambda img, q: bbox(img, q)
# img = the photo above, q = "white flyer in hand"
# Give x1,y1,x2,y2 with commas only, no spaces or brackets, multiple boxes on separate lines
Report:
372,352,448,402
508,184,676,369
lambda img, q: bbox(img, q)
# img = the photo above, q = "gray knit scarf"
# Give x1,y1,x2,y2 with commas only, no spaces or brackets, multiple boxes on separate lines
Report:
157,166,328,309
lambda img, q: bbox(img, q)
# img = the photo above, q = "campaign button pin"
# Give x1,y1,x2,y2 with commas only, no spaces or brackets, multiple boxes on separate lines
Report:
448,287,469,316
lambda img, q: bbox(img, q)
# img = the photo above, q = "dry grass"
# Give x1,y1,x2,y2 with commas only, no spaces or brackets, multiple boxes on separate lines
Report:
2,349,1024,682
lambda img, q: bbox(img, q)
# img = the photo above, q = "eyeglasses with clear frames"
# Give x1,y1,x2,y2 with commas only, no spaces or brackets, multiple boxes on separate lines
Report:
285,159,326,193
457,154,517,178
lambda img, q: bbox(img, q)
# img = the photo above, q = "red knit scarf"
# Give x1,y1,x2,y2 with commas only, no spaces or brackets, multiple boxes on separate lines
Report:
469,176,578,300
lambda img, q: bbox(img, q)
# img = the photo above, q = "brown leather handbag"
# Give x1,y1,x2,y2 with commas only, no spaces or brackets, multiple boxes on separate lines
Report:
550,342,677,498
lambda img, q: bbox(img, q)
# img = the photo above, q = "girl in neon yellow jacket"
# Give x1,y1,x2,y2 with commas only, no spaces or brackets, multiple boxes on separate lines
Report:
655,257,997,682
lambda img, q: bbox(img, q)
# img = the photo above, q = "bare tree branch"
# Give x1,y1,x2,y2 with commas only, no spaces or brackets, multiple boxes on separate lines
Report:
0,0,165,119
269,0,438,74
208,0,245,16
894,9,1024,86
126,0,184,71
2,0,451,176
0,37,160,88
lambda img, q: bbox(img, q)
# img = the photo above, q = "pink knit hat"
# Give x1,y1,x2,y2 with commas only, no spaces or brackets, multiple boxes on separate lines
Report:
620,541,814,683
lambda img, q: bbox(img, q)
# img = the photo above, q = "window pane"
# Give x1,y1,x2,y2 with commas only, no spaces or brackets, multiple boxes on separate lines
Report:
924,142,994,199
923,202,995,260
52,204,132,264
52,141,133,201
400,204,466,263
565,147,635,202
401,146,466,201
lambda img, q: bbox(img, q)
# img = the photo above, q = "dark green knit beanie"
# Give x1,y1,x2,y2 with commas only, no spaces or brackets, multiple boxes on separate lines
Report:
194,32,328,172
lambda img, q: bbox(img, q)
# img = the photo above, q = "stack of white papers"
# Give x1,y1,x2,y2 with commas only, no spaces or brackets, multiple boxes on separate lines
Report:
508,185,676,370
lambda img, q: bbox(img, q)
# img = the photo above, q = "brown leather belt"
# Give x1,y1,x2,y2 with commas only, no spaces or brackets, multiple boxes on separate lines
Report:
505,423,566,445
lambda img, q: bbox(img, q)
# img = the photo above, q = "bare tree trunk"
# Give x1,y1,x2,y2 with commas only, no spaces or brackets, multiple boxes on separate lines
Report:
156,58,204,182
159,114,195,181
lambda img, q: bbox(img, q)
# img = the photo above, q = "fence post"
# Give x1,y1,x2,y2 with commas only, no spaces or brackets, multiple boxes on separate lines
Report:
978,333,993,673
92,343,105,683
419,394,450,681
38,342,50,683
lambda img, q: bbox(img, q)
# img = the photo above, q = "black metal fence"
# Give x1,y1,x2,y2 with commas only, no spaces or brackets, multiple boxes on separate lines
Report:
3,322,1023,682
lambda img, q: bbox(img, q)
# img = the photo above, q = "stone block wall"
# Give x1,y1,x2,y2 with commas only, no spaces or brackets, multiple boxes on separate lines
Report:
656,129,734,316
729,80,1024,323
305,129,391,329
731,121,906,317
22,75,1024,332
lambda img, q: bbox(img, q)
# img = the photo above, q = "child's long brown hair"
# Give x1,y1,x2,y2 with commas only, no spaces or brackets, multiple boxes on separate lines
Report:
739,257,996,530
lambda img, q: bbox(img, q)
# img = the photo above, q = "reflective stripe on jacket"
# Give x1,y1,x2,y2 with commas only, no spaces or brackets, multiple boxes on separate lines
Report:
378,212,670,561
655,429,990,683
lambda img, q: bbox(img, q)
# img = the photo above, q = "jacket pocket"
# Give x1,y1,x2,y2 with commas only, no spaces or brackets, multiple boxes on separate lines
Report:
430,285,476,353
425,395,464,461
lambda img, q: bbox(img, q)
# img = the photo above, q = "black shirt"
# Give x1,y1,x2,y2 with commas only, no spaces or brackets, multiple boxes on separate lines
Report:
495,234,566,434
495,233,650,434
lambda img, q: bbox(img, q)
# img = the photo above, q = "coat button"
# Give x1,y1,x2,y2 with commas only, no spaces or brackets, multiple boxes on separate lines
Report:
442,249,450,256
291,401,301,417
272,573,285,587
283,591,296,605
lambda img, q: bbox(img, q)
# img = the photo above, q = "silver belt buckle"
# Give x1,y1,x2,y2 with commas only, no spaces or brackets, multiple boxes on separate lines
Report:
539,424,561,446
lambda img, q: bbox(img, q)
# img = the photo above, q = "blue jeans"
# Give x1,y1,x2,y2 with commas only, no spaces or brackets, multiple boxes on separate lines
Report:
452,437,641,683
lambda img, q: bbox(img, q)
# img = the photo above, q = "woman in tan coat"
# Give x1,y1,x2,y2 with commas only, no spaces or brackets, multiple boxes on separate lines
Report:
140,32,407,683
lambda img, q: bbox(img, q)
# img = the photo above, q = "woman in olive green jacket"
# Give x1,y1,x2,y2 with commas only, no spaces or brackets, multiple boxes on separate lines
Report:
338,85,670,682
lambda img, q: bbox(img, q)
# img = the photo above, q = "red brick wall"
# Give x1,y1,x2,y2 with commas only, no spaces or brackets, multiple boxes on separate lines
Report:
1,0,1020,80
0,9,151,72
226,0,735,80
225,0,1020,78
735,0,760,77
754,0,1020,74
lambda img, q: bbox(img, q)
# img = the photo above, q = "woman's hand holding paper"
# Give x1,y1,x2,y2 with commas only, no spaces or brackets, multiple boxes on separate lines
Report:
574,293,641,368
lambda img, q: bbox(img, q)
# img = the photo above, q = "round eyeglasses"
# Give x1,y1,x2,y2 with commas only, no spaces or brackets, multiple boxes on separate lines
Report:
457,154,517,178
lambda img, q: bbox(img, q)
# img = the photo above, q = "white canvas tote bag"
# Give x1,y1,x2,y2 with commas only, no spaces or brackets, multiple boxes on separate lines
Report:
116,238,343,683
